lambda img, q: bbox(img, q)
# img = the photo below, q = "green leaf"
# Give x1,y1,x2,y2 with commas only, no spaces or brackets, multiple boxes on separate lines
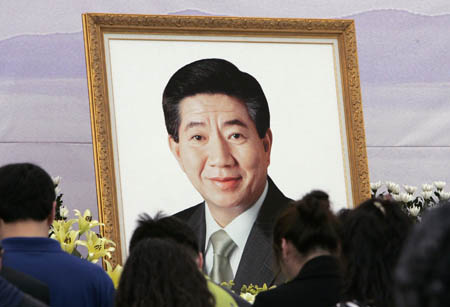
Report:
71,248,82,258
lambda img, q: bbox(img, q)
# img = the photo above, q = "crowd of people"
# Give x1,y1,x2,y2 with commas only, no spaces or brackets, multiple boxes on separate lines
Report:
0,162,449,307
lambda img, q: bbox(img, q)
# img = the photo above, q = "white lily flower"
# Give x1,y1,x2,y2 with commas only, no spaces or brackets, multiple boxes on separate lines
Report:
52,176,61,186
433,181,446,190
439,191,450,201
386,181,400,194
422,184,434,192
370,181,382,191
422,191,433,200
403,185,417,195
59,205,69,218
408,206,421,217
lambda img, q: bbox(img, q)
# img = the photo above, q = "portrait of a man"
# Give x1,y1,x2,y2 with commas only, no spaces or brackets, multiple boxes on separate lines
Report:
82,15,369,280
162,58,292,290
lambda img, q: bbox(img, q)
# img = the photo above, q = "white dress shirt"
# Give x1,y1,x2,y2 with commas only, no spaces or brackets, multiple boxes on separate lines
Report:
204,180,269,278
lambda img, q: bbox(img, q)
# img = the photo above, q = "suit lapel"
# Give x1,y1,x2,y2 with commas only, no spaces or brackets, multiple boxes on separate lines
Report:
185,202,207,253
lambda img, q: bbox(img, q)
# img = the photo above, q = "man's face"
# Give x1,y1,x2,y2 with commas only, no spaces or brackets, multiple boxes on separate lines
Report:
169,93,272,213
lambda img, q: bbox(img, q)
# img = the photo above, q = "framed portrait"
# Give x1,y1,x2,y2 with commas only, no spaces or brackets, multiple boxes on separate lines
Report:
83,13,370,266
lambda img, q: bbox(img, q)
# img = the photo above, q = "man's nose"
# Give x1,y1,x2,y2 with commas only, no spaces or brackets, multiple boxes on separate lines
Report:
207,136,235,167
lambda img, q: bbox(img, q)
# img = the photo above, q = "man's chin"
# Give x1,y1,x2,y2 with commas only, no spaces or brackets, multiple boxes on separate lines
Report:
205,197,251,211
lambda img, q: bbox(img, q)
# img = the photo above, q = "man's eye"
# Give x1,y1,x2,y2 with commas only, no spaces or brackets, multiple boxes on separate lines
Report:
231,133,242,139
191,135,203,141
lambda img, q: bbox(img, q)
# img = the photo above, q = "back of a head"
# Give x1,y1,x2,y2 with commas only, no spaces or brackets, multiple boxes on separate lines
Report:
116,238,214,307
129,213,200,259
273,190,340,260
395,203,450,307
162,58,270,142
339,198,412,307
0,163,55,223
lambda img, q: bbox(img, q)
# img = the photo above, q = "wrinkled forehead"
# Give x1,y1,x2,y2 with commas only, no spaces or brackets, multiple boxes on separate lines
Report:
178,93,254,126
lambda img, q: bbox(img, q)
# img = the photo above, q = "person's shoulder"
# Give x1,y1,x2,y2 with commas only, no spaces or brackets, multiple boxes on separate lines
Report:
56,253,112,283
62,257,115,304
1,266,50,305
206,279,241,307
262,177,292,214
173,202,204,220
252,287,279,307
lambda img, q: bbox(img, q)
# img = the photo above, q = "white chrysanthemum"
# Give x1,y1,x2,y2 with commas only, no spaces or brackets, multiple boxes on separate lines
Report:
52,176,61,186
370,181,382,191
433,181,446,190
408,206,421,217
440,191,450,201
399,192,414,203
422,184,434,192
392,194,402,202
55,186,62,196
240,292,256,304
403,185,417,194
422,191,433,200
386,181,400,194
59,205,69,218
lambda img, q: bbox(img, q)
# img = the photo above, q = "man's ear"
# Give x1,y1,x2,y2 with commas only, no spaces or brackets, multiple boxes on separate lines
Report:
262,128,273,164
168,135,185,172
281,238,289,260
196,252,204,270
47,201,56,226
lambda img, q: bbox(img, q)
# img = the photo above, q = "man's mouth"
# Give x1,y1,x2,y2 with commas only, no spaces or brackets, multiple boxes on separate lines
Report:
209,177,242,190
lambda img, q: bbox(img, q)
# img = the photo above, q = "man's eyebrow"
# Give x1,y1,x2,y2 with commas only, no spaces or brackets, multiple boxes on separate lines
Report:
223,119,249,129
184,121,205,131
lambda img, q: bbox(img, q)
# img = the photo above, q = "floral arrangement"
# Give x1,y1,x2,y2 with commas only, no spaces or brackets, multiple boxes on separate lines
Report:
370,180,450,221
49,177,123,288
221,280,275,304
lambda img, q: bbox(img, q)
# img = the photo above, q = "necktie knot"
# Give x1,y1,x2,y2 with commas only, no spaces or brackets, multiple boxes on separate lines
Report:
210,229,236,257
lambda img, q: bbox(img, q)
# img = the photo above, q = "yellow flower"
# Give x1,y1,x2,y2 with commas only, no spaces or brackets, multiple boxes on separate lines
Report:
74,209,103,235
51,229,81,254
51,219,77,243
104,260,123,289
78,230,115,263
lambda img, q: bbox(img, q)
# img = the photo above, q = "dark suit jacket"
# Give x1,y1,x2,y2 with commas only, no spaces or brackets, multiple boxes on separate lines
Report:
1,266,50,305
252,255,342,307
174,176,292,292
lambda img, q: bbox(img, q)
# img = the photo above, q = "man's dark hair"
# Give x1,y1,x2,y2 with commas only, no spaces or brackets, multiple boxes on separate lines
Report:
273,190,340,260
339,198,412,307
116,238,214,307
395,202,450,307
162,58,270,142
129,212,200,260
0,163,55,223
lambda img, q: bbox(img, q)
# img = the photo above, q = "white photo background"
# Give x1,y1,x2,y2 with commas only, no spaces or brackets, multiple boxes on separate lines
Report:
104,34,351,255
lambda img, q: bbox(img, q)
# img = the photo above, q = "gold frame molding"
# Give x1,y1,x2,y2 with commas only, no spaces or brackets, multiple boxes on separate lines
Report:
82,13,370,267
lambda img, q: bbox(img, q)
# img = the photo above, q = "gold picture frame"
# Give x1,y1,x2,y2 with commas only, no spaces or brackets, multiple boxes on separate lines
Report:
83,13,370,267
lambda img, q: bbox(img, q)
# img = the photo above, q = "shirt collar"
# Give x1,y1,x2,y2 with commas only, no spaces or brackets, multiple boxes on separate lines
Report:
1,237,62,252
204,180,269,250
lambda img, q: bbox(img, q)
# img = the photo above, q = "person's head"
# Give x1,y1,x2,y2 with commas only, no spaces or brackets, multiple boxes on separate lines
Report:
0,163,55,232
339,198,412,307
116,238,214,307
129,213,201,266
273,190,340,280
163,59,272,225
395,203,450,307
